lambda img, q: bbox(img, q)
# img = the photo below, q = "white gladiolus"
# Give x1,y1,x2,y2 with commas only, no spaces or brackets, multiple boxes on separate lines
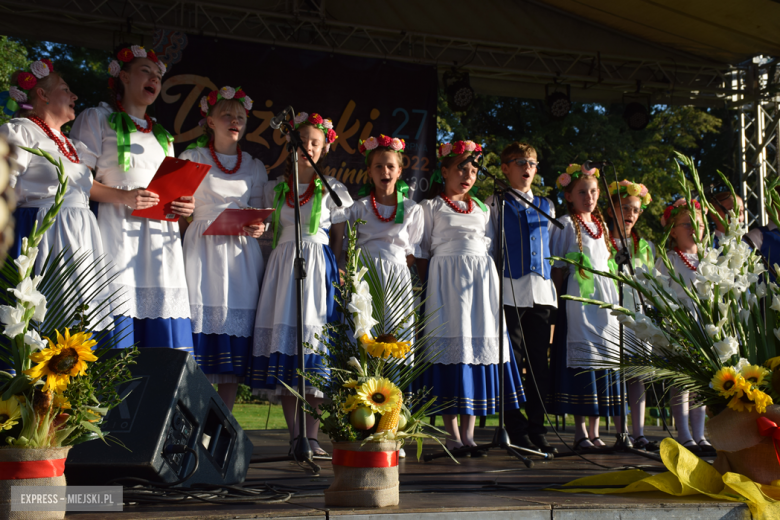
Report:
0,303,26,338
8,277,45,307
23,329,46,350
718,301,730,317
748,293,758,309
612,311,636,328
772,294,780,313
735,357,750,372
347,266,378,338
348,356,365,376
739,308,751,325
704,324,720,338
13,247,38,277
757,282,768,298
713,336,739,362
775,328,780,342
32,297,46,322
753,263,767,276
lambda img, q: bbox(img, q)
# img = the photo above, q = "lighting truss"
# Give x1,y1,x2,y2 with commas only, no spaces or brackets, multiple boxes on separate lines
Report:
0,0,741,103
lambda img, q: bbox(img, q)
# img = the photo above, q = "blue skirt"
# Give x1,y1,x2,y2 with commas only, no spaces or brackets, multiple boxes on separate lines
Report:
546,291,623,417
9,207,39,259
249,242,339,391
193,333,251,377
415,354,526,416
112,315,194,353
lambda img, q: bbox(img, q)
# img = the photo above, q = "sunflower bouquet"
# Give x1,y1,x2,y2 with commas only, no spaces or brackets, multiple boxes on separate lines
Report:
553,152,780,417
0,147,137,449
282,221,450,459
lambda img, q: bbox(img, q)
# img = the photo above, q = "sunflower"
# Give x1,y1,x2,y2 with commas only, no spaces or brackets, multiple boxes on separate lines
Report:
342,379,359,389
753,390,774,414
23,328,98,392
711,367,743,397
357,377,401,414
727,387,773,413
52,393,71,410
0,396,21,431
727,392,756,413
766,357,780,371
360,334,412,360
342,394,360,413
741,364,770,385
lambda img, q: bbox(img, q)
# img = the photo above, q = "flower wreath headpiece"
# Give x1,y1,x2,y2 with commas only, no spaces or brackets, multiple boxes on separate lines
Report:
0,58,54,116
555,163,601,191
107,46,167,90
358,134,405,164
608,179,652,209
199,86,253,117
284,112,338,152
661,198,702,228
436,140,482,159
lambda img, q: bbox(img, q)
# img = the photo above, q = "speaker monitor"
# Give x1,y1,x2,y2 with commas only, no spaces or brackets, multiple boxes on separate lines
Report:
66,348,253,486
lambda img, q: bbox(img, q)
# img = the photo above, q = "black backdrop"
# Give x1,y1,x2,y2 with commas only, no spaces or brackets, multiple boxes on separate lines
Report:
154,34,438,199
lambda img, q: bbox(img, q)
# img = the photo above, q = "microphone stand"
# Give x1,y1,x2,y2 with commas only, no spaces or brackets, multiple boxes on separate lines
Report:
251,113,342,473
423,156,557,464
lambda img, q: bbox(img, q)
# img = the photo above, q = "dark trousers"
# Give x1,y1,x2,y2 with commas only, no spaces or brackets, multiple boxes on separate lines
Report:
504,304,555,436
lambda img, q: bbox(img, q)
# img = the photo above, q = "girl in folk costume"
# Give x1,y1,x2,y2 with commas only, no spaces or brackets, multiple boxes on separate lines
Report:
346,134,423,347
71,45,195,351
656,199,713,454
178,86,267,410
416,140,525,455
249,112,352,456
548,164,622,451
0,58,113,345
605,180,656,450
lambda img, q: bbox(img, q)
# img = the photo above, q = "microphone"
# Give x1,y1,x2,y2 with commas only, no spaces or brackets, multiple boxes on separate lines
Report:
582,159,611,170
457,155,480,171
270,106,293,130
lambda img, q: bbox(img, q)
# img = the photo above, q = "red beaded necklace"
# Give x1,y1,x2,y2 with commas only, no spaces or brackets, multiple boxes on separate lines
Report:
674,248,698,271
286,178,316,207
115,100,153,133
574,213,603,239
440,193,474,214
610,230,639,255
371,191,397,223
27,115,80,164
208,139,242,174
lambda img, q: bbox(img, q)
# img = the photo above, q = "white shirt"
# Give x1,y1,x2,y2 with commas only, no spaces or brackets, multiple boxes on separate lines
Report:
485,190,557,308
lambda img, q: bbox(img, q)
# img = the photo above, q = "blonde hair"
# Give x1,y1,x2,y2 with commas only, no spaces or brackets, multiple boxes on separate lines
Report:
203,99,247,141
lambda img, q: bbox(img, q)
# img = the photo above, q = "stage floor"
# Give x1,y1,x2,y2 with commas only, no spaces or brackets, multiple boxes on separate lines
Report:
66,426,750,519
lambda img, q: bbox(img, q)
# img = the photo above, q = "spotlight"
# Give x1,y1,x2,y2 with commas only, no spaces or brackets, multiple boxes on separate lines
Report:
545,84,571,120
623,102,650,131
443,69,475,112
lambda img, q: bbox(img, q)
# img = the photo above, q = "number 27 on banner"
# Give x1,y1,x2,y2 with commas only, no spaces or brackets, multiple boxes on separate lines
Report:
391,108,430,172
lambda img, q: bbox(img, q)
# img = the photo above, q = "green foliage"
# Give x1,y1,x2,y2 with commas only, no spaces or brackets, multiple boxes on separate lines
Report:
438,91,728,245
0,36,29,124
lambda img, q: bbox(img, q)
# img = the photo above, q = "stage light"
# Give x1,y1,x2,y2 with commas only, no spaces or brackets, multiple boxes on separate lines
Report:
545,84,571,120
623,102,650,130
443,69,475,112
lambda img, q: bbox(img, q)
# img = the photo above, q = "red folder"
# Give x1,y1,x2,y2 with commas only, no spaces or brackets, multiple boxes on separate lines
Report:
131,157,211,222
202,208,275,236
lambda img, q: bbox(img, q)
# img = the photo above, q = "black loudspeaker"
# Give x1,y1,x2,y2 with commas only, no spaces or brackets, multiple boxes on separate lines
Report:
66,348,253,487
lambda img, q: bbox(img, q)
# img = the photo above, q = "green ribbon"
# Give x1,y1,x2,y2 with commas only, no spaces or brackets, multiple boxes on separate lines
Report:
186,134,210,151
565,252,595,298
356,179,409,224
108,112,136,172
472,195,487,212
270,178,323,249
108,113,173,171
431,169,443,184
153,124,174,157
271,182,288,249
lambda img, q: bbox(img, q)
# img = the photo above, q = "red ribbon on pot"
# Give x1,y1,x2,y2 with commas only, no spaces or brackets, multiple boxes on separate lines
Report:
757,417,780,467
332,448,399,468
0,458,67,480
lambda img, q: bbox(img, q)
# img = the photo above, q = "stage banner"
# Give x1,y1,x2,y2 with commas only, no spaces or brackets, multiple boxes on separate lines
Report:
153,33,438,200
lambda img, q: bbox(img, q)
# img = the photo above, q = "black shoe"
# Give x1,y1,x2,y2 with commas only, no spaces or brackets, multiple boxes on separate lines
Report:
529,433,559,454
508,433,534,449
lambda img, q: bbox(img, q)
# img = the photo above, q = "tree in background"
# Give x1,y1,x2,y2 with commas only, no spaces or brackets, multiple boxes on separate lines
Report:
438,92,729,244
0,37,29,124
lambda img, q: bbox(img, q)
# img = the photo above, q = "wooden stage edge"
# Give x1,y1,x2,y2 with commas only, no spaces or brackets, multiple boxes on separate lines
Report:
66,426,751,520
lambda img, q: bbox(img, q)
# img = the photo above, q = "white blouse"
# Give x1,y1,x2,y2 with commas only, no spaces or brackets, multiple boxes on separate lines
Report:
419,196,492,259
346,196,424,262
0,118,92,207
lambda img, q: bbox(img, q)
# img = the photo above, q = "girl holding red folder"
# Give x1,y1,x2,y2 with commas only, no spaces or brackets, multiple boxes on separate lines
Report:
71,44,195,352
249,112,352,456
178,86,267,410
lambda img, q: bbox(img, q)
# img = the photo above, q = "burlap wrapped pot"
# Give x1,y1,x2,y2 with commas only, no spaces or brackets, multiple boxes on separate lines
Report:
0,446,71,519
325,441,401,508
707,404,780,485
